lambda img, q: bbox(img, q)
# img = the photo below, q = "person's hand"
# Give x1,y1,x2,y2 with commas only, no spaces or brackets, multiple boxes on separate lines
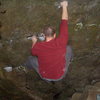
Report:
60,1,68,8
32,35,37,44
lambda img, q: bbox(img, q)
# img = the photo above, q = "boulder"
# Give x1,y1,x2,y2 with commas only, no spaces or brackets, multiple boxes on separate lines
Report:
71,93,82,100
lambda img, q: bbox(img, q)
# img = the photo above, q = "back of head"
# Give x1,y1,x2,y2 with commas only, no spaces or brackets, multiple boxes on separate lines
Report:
43,26,55,37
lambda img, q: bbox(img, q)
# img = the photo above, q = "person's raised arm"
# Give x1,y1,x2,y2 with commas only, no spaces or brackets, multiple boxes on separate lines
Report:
61,1,68,20
56,1,69,45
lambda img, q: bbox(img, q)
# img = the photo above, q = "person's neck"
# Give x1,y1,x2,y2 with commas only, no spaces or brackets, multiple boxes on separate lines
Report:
46,37,54,42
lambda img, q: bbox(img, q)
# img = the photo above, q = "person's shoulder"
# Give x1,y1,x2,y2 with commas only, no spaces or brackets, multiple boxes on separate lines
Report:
35,41,46,46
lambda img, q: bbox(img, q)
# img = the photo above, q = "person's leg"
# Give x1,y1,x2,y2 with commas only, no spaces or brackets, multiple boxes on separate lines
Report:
23,56,39,72
15,56,39,73
65,45,73,72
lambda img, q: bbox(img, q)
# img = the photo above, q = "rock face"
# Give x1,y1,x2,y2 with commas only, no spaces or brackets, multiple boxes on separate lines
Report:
0,0,100,100
0,79,34,100
71,82,100,100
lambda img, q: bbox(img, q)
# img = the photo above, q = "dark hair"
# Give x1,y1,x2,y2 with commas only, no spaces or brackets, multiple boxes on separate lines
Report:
43,26,55,37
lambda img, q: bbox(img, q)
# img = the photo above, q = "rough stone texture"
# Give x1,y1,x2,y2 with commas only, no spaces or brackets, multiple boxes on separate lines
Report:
71,93,82,100
80,84,100,100
0,79,34,100
0,0,100,99
71,82,100,100
94,82,100,88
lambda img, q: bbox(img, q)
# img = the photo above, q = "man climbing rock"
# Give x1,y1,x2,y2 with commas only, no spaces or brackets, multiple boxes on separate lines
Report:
17,1,73,82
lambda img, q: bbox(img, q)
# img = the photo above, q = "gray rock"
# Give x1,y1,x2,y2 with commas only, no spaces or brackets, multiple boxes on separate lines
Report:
71,93,82,100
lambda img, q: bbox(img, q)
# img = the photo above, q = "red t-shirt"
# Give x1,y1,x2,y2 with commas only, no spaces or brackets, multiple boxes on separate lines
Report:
31,20,68,80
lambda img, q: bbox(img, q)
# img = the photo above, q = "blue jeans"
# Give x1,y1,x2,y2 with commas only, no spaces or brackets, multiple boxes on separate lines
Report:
24,45,73,81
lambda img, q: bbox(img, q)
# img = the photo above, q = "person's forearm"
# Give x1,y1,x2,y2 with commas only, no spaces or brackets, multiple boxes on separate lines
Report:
62,6,68,20
31,36,37,48
32,42,36,48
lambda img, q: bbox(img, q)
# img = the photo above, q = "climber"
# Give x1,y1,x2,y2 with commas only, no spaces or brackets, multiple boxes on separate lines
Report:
17,1,73,81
